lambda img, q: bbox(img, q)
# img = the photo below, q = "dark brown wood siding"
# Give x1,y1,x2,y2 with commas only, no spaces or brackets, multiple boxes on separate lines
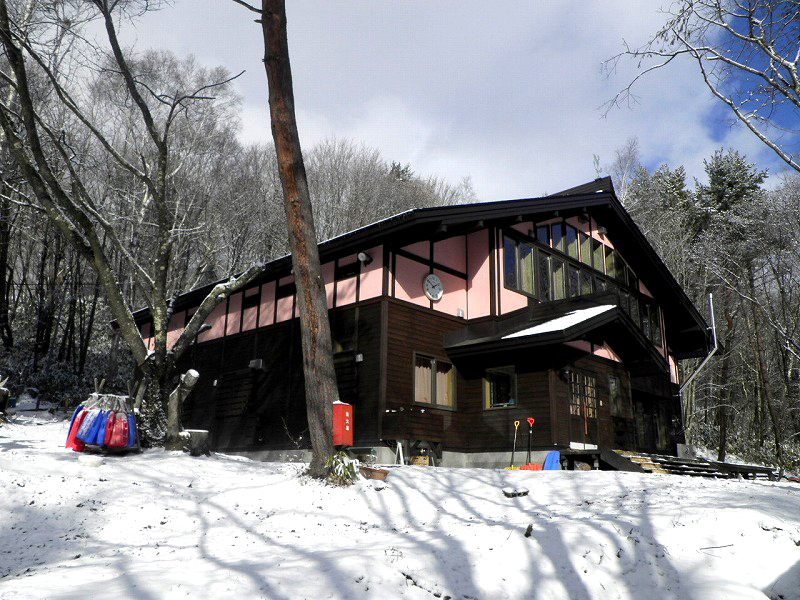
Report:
450,344,640,453
383,300,469,447
178,299,384,452
179,295,670,456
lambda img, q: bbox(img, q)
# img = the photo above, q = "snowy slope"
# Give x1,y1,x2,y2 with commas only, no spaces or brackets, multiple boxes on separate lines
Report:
1,410,799,600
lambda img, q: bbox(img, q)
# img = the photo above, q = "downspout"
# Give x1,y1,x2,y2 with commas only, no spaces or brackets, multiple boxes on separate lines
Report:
678,293,718,438
680,293,719,395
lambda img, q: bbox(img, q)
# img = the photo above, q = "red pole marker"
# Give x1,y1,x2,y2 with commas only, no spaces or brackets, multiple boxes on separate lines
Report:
526,417,535,464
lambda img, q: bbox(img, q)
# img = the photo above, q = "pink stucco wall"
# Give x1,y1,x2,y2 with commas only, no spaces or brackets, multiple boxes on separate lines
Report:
322,261,335,309
198,302,226,343
140,322,154,351
467,230,492,318
259,280,276,328
402,240,430,261
335,255,359,306
499,284,528,314
337,275,358,307
511,222,533,236
564,340,622,363
359,245,383,300
669,354,680,384
166,311,185,350
594,343,622,363
433,269,467,317
276,276,295,322
434,236,466,273
591,217,614,249
242,287,259,332
394,255,430,308
226,293,242,336
565,340,592,354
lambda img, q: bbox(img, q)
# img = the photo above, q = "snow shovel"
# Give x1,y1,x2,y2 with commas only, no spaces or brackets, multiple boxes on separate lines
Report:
508,420,520,468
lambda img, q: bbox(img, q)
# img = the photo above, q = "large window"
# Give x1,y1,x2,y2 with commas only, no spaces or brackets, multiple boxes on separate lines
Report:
535,225,550,246
538,251,551,300
502,226,664,352
565,224,579,259
552,223,565,253
484,366,517,408
579,232,592,267
569,371,597,419
592,239,604,271
551,257,566,300
503,236,535,296
567,264,580,298
414,354,455,407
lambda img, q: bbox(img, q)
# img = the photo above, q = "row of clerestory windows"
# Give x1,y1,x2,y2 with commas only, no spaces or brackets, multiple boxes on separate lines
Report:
503,223,662,347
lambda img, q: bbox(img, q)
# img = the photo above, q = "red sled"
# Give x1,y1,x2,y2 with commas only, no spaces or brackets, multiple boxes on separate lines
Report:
104,411,130,449
66,409,88,452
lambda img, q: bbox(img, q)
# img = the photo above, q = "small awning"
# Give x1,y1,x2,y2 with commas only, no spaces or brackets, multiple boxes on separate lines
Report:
444,302,667,374
502,305,616,339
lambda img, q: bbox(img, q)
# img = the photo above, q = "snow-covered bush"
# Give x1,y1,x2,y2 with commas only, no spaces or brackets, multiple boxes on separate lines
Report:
325,451,360,486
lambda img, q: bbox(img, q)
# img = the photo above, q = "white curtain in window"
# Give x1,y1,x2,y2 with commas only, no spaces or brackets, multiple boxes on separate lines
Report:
436,362,453,407
415,356,432,403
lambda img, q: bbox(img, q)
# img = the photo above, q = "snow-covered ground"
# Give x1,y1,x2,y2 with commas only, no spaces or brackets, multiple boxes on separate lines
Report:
1,406,799,600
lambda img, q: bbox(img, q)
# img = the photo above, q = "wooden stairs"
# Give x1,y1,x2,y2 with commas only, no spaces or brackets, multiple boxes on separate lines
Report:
602,450,730,478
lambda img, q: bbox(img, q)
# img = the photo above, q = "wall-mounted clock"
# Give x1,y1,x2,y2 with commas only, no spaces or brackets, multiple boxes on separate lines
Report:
423,273,444,302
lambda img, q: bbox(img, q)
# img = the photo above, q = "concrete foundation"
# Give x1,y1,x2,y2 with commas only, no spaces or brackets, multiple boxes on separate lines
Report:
224,447,559,470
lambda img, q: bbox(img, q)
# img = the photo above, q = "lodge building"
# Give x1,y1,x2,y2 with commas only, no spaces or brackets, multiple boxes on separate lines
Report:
137,177,711,468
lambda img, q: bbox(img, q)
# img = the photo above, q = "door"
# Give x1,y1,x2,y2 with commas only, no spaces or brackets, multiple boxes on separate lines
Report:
568,370,599,448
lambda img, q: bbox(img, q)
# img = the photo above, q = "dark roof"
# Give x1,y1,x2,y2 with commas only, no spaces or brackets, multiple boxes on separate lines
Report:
146,176,710,358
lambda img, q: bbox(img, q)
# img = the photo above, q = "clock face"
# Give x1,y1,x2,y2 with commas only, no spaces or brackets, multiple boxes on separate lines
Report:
423,273,444,301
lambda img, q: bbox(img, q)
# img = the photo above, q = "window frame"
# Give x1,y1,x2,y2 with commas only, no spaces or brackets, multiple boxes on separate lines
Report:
413,353,456,409
568,369,597,419
484,365,517,409
502,233,538,299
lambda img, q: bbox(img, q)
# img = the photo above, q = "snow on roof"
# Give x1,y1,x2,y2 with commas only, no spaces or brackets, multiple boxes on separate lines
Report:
503,305,616,339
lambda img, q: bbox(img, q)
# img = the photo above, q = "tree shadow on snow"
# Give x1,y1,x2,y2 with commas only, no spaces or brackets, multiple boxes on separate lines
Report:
764,558,800,600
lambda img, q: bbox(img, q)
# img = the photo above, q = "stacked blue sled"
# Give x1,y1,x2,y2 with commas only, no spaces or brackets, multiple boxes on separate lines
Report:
66,393,138,453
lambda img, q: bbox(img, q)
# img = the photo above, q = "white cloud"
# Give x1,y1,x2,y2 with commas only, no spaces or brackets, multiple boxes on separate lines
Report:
131,0,784,200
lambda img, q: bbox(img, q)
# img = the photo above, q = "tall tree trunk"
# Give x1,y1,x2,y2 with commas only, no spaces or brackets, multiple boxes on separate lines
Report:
261,0,336,477
0,186,14,348
77,272,100,376
716,305,736,462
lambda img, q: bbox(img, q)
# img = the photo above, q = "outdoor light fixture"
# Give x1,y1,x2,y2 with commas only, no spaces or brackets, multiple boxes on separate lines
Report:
357,251,372,265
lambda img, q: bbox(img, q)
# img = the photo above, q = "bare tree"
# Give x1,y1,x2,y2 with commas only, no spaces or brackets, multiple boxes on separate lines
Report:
606,0,800,173
0,0,262,448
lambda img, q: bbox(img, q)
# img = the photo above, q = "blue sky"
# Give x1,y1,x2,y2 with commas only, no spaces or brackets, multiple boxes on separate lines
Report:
129,1,787,200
